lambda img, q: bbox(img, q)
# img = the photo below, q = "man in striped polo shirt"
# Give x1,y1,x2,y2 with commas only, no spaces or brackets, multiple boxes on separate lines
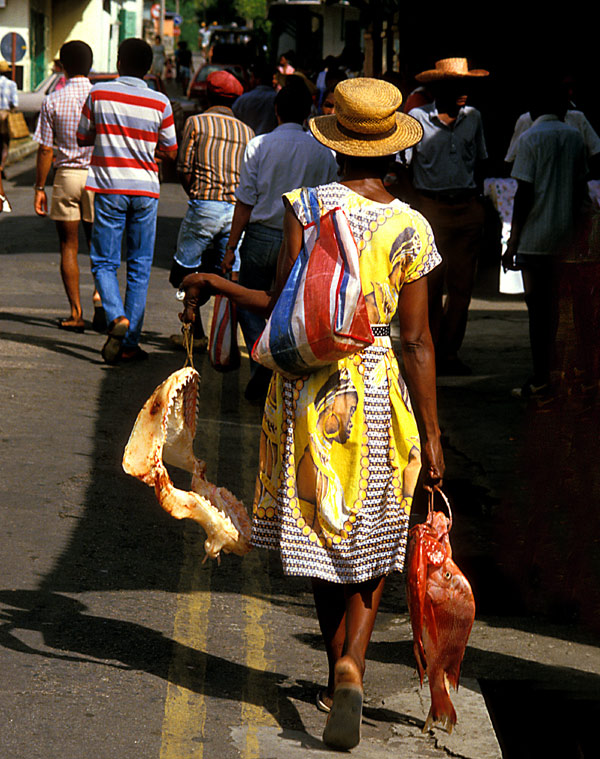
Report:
170,70,254,348
77,37,178,364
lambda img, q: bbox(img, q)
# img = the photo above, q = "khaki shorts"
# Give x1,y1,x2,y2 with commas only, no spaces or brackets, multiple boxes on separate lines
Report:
50,167,94,223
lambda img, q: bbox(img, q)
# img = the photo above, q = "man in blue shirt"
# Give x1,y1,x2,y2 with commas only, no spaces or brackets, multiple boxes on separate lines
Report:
223,79,338,402
232,62,277,136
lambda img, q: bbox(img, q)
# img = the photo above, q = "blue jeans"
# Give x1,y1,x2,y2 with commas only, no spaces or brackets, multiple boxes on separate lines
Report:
237,223,283,372
175,199,240,272
89,193,159,349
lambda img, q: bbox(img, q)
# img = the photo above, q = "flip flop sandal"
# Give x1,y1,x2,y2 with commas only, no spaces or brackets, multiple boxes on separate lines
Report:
101,316,129,365
322,683,363,750
58,318,84,333
316,689,331,714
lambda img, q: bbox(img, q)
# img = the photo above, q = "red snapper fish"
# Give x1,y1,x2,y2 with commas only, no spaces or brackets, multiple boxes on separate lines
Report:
406,491,475,733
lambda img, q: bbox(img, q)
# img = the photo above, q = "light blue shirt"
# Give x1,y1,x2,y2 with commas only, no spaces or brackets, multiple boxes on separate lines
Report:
236,122,338,229
0,75,18,110
404,103,487,192
511,115,587,256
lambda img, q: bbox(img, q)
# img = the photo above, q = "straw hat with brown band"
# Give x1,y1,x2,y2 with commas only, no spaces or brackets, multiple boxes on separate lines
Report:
308,77,423,157
415,57,489,83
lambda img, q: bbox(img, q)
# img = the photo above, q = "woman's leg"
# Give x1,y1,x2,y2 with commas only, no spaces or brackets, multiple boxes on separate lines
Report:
312,575,386,705
338,576,386,686
311,579,346,705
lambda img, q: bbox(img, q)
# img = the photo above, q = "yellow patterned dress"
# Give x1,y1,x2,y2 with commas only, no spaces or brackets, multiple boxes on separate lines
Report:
251,182,441,582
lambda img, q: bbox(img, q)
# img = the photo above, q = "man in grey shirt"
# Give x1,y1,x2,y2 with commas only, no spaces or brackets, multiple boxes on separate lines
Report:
223,79,338,402
403,58,489,375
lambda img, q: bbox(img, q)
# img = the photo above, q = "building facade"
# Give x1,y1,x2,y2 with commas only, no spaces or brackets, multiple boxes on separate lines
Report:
0,0,142,91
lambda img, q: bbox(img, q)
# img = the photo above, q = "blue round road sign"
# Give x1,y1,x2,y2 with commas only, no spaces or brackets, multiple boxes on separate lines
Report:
173,14,183,26
1,33,27,63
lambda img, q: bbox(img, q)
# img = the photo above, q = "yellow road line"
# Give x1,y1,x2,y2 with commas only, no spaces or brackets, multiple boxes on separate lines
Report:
241,549,278,759
160,534,212,759
161,371,271,758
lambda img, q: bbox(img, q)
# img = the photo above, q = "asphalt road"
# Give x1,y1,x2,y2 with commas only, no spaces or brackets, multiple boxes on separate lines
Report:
1,155,598,759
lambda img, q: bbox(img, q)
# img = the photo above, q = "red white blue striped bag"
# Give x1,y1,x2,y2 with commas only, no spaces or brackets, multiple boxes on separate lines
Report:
252,187,374,378
209,291,240,372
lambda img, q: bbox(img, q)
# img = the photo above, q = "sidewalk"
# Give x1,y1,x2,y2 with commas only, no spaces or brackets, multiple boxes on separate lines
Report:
7,135,37,166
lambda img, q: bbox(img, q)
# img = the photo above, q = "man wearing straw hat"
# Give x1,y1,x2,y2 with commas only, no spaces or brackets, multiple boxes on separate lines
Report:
403,57,489,376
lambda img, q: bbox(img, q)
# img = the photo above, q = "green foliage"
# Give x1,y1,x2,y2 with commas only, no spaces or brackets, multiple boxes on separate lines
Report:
234,0,267,21
164,0,271,54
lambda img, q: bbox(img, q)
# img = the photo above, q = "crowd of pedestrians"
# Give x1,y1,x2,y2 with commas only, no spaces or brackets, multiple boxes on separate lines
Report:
3,36,596,403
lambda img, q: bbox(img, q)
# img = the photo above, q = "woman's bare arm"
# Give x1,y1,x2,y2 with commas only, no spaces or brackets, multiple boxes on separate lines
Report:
180,204,303,324
396,276,444,488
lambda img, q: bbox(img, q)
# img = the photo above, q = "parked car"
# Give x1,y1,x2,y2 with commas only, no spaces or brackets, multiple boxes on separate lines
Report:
187,63,248,110
19,72,65,130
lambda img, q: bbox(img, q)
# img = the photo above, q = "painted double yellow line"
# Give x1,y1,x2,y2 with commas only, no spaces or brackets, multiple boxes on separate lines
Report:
160,535,212,759
160,383,275,759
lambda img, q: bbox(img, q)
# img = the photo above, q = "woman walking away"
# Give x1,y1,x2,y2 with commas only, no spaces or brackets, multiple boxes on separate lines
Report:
179,77,444,751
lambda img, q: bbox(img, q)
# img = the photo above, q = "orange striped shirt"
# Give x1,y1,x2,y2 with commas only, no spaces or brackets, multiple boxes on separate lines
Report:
177,106,255,203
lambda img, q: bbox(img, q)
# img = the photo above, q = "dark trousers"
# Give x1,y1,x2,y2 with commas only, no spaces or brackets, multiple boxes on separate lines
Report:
237,223,283,376
415,193,485,359
518,254,559,385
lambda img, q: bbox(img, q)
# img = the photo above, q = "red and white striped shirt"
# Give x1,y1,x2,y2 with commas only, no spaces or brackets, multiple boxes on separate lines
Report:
77,76,177,198
33,76,92,169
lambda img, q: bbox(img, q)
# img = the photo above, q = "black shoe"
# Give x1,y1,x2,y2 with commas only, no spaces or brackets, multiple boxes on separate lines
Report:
92,305,107,333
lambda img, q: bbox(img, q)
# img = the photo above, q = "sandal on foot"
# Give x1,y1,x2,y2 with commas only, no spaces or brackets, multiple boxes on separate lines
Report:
316,689,332,714
58,318,84,333
101,316,129,365
322,683,363,750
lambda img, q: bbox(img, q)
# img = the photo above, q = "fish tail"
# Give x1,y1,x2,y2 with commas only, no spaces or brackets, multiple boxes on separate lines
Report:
423,676,457,734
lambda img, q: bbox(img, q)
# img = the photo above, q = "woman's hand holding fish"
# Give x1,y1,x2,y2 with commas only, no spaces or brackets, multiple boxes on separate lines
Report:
422,436,444,491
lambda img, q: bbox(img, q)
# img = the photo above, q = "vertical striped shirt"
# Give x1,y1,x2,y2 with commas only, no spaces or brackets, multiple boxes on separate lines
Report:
177,106,255,203
77,76,177,198
34,76,93,169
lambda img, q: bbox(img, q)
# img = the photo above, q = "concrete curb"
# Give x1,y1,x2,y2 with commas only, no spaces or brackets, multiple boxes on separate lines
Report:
7,136,37,166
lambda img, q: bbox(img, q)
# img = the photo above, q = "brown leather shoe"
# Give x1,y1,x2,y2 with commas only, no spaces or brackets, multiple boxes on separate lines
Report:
101,316,129,365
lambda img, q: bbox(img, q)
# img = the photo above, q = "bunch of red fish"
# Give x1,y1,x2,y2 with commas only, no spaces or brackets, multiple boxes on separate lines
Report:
406,490,476,733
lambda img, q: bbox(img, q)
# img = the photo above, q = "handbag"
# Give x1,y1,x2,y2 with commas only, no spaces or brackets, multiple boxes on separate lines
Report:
7,111,29,140
208,291,240,372
252,187,374,378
